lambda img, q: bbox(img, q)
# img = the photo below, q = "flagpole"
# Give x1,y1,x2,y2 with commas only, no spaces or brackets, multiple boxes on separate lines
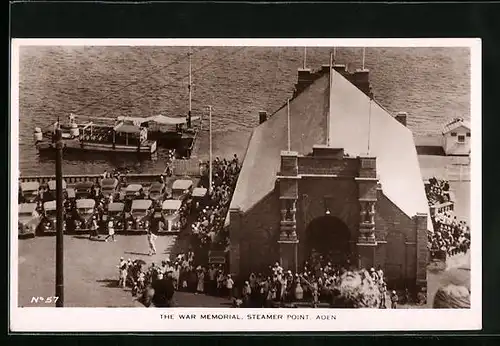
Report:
208,105,213,195
367,92,373,155
333,47,336,62
287,99,291,151
328,52,333,147
303,47,307,69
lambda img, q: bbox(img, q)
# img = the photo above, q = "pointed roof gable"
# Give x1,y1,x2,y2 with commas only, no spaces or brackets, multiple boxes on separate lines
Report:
230,74,329,212
442,118,471,134
328,69,431,230
231,68,432,231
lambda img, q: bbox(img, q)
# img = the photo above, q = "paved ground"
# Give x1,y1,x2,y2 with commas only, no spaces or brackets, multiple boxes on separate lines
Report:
18,233,211,307
19,232,459,308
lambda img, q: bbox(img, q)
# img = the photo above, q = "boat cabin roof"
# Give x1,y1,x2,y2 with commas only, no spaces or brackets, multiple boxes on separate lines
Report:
19,203,37,214
48,180,67,190
101,178,118,188
131,199,152,210
76,199,96,209
43,201,57,211
20,181,40,191
192,187,208,198
114,123,142,134
172,179,193,190
126,184,143,192
108,202,125,212
162,199,182,211
75,181,94,189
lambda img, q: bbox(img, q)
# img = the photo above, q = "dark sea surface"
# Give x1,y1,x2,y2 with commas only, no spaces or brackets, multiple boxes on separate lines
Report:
18,46,470,175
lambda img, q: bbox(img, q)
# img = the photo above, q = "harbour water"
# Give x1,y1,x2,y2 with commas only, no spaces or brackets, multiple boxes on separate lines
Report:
18,46,470,175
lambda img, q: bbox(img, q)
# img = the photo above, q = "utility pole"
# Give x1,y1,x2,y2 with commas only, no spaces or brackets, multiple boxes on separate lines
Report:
187,47,192,129
55,119,64,307
208,105,213,195
362,47,366,70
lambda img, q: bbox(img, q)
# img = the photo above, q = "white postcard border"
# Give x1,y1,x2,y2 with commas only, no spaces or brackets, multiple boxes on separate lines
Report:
10,38,482,332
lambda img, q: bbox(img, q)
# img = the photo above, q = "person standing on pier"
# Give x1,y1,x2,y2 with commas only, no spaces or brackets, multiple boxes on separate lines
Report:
89,216,99,240
147,228,157,256
105,219,116,242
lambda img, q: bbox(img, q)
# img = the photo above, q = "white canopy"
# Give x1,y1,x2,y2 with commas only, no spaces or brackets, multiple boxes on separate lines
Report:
148,114,200,126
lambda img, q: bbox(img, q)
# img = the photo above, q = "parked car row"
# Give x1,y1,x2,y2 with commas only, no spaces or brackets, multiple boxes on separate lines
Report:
17,178,201,238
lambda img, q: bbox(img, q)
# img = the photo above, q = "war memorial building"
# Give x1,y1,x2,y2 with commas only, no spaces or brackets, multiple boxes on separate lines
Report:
227,64,432,290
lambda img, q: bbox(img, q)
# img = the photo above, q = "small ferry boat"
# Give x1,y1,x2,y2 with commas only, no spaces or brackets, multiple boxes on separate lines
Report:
34,48,201,158
35,115,157,155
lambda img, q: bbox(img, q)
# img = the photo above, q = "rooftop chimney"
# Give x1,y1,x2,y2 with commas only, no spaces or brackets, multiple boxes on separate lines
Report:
258,111,267,124
348,68,372,97
395,112,408,127
294,68,314,95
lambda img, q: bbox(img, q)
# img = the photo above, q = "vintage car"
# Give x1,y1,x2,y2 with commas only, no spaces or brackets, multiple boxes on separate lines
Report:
190,187,208,212
18,203,41,238
103,202,125,231
159,199,187,234
100,178,119,200
127,199,153,231
19,181,40,203
46,179,68,201
171,179,193,201
40,201,65,234
73,198,97,232
148,182,166,203
125,184,144,200
75,181,95,199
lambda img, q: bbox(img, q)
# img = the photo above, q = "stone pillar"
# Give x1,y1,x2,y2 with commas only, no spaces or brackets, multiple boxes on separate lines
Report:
415,212,429,289
278,151,300,273
356,156,378,269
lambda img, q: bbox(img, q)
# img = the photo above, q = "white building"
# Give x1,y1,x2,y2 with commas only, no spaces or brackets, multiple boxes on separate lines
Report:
442,118,471,156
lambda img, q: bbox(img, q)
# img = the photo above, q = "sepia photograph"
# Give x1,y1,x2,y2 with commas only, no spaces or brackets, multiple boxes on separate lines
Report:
10,39,480,331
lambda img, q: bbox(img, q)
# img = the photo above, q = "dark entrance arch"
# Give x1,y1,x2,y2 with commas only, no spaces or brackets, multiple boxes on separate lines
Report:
306,216,352,265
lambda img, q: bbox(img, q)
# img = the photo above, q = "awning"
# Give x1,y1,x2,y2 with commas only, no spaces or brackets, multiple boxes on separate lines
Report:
116,116,151,125
114,123,142,134
149,114,201,126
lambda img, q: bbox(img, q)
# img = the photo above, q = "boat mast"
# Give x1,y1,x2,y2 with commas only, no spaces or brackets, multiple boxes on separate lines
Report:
187,47,192,129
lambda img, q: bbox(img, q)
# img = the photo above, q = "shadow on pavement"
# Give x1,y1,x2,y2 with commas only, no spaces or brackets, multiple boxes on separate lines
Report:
124,251,150,256
96,278,119,288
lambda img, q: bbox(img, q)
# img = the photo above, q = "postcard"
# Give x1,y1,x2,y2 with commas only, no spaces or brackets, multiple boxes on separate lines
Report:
10,38,481,332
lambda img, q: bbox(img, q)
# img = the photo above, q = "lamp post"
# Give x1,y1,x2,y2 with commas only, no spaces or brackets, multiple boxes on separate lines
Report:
208,105,213,195
55,122,64,307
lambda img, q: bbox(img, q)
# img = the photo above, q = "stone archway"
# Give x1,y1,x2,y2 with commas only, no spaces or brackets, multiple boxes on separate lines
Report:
305,215,352,266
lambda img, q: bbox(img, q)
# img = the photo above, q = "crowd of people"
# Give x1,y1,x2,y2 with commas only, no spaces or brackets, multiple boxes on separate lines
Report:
426,178,471,260
119,246,427,308
426,177,452,206
190,155,241,254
